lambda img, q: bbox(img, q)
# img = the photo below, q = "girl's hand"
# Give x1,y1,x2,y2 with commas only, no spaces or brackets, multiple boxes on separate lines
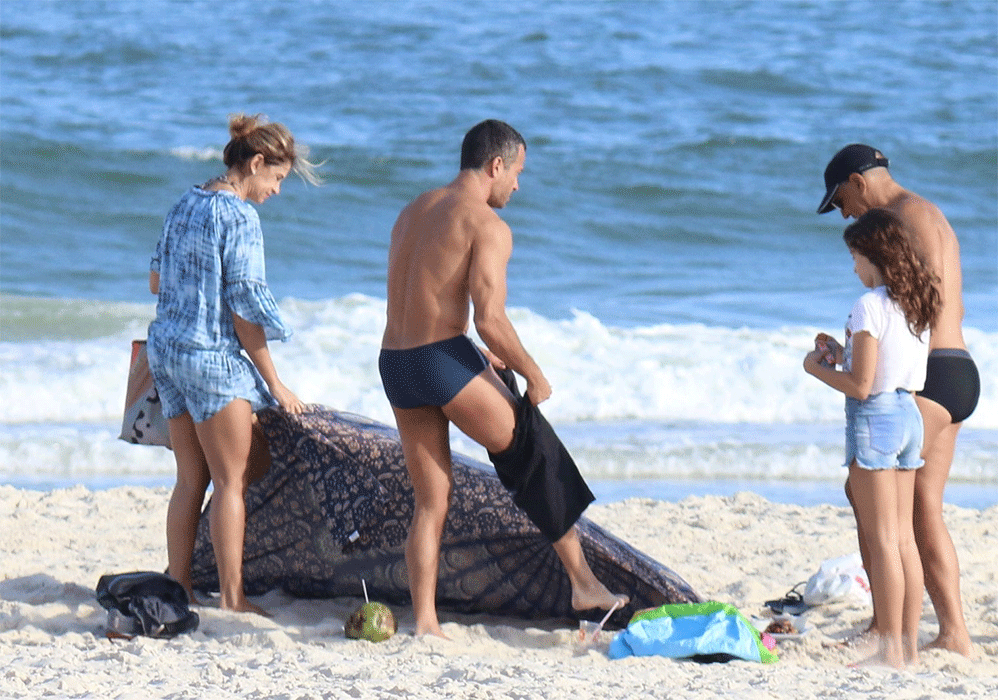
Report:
271,382,305,414
816,333,841,347
803,349,824,374
814,333,842,367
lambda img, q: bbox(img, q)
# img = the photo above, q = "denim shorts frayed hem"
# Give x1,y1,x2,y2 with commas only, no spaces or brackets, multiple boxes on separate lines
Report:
844,390,924,471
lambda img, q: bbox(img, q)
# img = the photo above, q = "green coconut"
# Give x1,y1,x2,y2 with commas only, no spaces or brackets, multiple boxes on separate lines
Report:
344,601,398,642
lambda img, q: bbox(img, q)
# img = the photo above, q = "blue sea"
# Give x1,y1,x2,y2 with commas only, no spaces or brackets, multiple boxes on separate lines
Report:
1,1,995,508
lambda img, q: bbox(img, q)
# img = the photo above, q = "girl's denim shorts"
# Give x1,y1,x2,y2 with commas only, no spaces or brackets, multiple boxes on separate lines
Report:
844,389,924,471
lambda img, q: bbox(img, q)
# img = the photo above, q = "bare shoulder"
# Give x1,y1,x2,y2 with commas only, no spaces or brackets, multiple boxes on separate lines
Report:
442,190,509,241
405,187,448,217
892,191,956,242
468,207,512,253
392,187,450,236
893,191,949,229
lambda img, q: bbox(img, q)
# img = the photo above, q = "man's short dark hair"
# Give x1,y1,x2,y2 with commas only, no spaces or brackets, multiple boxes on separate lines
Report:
460,120,526,171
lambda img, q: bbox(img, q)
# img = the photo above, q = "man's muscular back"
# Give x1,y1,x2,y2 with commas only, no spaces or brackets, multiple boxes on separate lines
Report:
382,184,505,349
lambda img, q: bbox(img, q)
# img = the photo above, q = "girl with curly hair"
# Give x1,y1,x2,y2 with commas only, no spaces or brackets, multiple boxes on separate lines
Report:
804,207,941,668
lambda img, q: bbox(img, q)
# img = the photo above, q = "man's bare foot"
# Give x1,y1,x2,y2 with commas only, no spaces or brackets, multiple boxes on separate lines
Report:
924,633,973,657
571,581,629,614
413,619,450,640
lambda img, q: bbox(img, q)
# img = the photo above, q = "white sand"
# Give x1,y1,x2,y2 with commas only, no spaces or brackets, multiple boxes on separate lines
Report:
1,485,995,699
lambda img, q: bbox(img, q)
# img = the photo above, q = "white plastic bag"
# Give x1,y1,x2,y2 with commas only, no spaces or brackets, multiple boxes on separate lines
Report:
802,553,872,607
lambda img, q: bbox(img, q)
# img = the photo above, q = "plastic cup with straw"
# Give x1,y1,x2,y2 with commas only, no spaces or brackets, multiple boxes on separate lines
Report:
577,599,622,649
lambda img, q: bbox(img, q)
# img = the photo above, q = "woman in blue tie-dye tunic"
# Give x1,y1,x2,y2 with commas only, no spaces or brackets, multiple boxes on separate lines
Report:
147,113,320,615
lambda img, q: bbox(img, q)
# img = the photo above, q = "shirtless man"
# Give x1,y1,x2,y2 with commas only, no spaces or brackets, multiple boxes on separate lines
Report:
818,144,981,656
379,120,627,638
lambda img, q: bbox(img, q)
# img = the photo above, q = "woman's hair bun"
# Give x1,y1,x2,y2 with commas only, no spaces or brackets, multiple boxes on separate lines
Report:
228,113,264,140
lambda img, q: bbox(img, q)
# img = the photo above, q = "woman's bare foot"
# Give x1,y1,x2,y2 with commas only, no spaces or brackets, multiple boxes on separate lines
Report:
222,597,271,618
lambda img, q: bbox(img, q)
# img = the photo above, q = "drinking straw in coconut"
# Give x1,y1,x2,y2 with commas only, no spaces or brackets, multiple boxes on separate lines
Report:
362,579,369,604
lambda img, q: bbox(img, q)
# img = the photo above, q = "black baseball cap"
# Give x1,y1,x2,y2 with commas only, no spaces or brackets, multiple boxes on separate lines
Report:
816,144,889,214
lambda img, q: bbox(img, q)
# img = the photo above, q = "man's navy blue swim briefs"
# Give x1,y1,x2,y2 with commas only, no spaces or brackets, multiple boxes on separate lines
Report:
379,335,489,409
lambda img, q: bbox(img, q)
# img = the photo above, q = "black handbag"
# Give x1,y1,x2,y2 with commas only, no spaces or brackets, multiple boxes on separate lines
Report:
96,571,198,639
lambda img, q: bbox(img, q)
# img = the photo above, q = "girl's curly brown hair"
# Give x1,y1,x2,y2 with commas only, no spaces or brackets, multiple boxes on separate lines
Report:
843,208,940,336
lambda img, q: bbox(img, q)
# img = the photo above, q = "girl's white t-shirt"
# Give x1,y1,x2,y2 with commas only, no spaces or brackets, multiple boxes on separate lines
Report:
843,286,929,394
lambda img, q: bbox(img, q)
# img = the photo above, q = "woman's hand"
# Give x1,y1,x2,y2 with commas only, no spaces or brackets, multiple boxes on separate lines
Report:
270,382,305,414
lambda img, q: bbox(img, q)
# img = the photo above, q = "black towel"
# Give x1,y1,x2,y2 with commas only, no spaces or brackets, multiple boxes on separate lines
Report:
487,368,595,542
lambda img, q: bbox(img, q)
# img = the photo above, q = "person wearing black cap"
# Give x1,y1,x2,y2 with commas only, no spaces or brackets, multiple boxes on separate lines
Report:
818,144,979,657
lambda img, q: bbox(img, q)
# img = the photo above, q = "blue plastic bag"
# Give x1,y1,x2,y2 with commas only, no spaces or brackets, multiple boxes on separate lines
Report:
609,601,778,663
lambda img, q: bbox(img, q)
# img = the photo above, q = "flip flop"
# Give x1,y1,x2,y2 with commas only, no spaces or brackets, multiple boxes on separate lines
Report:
764,581,810,616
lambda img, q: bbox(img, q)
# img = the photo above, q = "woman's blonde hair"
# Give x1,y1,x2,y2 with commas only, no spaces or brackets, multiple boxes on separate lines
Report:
223,113,322,185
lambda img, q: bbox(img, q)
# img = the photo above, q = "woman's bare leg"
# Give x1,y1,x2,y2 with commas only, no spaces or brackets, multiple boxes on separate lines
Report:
194,399,266,615
166,412,211,604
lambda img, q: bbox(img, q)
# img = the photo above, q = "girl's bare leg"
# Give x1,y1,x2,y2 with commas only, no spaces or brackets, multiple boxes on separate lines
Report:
895,468,923,665
845,475,878,636
849,463,906,668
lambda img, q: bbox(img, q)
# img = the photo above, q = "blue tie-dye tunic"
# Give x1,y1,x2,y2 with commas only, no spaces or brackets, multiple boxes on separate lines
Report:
146,186,292,421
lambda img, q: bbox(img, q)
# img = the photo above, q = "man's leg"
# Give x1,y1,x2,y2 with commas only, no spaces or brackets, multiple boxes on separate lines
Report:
392,404,454,638
914,395,972,655
444,368,628,612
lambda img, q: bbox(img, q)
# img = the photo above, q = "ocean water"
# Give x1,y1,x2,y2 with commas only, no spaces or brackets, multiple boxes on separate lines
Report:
1,1,995,507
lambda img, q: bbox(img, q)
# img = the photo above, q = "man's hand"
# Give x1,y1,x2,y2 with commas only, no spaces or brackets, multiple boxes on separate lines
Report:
481,346,507,371
525,374,552,406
